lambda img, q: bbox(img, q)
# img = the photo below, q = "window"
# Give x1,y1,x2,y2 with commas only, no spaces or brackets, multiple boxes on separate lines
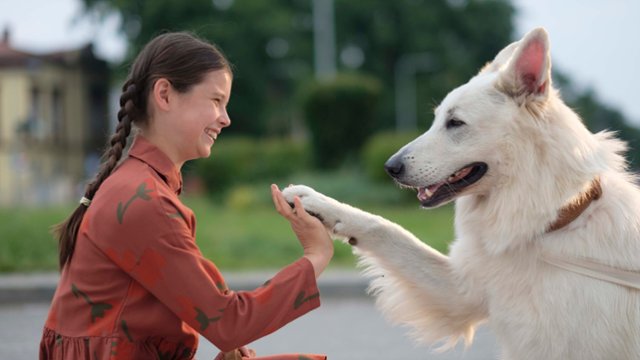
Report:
29,86,41,139
52,87,65,145
0,83,3,142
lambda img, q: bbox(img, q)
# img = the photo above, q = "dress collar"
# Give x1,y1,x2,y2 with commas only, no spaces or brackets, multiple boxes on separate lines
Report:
128,135,183,194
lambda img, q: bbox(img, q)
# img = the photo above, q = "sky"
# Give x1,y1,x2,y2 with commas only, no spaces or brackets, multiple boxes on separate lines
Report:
0,0,638,125
514,0,640,125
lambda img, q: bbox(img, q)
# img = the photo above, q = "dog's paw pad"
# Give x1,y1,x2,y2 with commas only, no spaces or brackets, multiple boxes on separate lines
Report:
307,210,324,222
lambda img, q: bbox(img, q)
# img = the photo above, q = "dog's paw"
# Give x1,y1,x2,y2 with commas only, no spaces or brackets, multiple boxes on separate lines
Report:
282,185,344,232
281,185,317,204
282,185,383,247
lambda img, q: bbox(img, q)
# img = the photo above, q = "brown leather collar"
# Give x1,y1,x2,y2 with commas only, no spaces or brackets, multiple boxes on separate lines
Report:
547,177,602,233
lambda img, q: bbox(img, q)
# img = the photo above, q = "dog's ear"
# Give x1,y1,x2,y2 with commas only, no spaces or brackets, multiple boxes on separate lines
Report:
497,27,551,101
479,41,520,74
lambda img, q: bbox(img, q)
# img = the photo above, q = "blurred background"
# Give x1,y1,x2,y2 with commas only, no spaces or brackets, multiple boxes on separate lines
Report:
1,0,639,272
0,0,639,358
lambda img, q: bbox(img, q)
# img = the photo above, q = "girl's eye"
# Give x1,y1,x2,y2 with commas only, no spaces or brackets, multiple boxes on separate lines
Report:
446,118,466,129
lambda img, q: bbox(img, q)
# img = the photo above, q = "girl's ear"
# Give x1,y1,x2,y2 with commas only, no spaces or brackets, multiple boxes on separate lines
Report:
151,78,172,112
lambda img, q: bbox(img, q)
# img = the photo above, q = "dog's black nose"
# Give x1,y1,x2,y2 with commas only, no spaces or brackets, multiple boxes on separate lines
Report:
384,158,404,178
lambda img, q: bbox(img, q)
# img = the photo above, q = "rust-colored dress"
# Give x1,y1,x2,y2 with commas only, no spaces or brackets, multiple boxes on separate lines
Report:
40,136,325,360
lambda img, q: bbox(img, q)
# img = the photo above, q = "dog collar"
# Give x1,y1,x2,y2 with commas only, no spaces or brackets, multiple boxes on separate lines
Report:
542,177,640,290
546,177,602,233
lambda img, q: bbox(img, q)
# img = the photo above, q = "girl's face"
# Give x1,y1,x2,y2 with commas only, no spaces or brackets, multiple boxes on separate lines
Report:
158,69,232,167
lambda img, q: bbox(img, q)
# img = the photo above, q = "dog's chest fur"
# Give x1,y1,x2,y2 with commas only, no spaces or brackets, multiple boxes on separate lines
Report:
449,187,640,359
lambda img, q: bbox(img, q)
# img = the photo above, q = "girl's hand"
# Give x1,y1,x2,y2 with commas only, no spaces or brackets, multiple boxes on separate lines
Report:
271,184,334,277
215,346,256,360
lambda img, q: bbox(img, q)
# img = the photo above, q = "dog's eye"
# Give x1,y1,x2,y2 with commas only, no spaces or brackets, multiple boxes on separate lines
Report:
446,118,466,129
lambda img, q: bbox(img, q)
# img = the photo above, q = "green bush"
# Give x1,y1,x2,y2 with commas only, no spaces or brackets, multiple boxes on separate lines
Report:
286,169,411,206
301,73,382,169
361,131,423,183
194,136,311,194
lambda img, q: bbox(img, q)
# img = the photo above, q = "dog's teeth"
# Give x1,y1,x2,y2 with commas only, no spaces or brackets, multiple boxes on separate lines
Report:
420,187,433,198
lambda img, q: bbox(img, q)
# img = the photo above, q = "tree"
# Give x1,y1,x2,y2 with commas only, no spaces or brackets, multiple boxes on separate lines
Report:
332,0,515,130
302,73,382,168
81,0,515,135
81,0,639,169
83,0,316,136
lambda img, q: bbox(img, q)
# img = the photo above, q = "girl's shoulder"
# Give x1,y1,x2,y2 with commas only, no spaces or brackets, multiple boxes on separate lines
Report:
102,157,176,198
82,161,195,249
90,158,191,225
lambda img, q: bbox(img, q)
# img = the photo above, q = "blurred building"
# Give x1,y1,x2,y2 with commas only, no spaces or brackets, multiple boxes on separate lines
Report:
0,29,110,207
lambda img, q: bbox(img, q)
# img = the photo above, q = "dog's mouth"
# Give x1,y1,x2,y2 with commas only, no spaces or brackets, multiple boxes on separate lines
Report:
415,162,488,208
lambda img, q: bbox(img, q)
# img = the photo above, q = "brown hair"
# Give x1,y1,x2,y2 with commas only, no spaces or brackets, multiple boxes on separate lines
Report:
53,32,231,269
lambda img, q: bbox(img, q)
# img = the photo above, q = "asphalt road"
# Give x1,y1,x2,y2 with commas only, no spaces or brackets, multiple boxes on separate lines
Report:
1,297,497,359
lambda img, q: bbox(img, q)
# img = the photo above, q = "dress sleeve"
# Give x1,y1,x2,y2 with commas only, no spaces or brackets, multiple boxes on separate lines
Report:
92,183,320,352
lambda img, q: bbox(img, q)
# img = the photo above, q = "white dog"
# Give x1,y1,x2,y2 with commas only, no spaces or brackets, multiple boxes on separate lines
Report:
283,28,640,359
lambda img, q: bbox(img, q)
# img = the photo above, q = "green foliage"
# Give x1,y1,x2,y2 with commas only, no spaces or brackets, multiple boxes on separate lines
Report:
83,0,316,136
82,0,640,167
0,206,70,272
225,185,261,211
187,195,455,270
572,94,640,170
361,131,424,183
81,0,517,135
193,136,311,194
301,73,382,168
554,71,640,170
332,0,516,129
285,169,411,207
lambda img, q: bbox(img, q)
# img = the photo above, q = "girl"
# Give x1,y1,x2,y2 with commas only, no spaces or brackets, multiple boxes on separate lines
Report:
40,32,333,360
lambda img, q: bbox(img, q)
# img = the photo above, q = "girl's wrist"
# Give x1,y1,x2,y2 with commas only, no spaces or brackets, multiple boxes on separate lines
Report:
303,252,332,278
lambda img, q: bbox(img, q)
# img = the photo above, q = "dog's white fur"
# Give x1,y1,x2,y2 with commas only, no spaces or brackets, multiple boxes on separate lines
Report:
283,28,640,359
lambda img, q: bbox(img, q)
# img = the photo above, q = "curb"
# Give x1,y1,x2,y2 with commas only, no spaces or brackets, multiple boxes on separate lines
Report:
0,269,370,305
0,272,60,305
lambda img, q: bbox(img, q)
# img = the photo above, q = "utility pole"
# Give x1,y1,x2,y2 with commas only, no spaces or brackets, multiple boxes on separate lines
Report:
394,52,435,131
312,0,336,81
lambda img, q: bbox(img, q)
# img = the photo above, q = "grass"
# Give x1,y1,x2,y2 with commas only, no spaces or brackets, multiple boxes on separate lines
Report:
0,205,73,272
189,196,455,270
0,166,456,272
0,197,455,273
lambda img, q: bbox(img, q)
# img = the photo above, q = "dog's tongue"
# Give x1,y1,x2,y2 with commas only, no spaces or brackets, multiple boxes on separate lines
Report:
449,166,472,183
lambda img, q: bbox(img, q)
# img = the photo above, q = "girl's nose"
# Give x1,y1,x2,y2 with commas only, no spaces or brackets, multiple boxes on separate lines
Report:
218,112,231,128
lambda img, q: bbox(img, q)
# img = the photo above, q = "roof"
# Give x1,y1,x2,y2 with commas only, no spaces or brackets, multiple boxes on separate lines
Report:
0,40,36,67
0,31,102,68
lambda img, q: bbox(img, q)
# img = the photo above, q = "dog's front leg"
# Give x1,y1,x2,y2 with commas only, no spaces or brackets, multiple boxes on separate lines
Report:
281,186,454,285
282,185,487,346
